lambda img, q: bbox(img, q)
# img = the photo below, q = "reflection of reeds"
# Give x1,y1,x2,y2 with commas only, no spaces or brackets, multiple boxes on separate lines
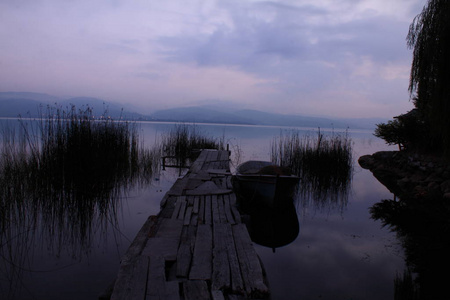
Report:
160,124,224,167
1,105,157,244
271,129,353,211
0,105,158,296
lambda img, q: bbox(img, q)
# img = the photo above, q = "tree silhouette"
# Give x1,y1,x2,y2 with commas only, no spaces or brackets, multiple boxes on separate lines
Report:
407,0,450,153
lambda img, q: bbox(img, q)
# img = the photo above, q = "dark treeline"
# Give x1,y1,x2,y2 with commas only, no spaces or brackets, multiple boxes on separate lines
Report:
375,0,450,155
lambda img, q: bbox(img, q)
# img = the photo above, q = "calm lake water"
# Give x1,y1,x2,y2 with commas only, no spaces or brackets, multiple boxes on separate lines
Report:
0,121,403,300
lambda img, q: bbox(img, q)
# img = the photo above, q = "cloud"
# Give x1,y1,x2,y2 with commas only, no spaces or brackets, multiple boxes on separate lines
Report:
0,0,422,118
152,0,417,116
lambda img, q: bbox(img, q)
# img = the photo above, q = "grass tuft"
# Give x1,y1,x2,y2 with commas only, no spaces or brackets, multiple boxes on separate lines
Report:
0,105,157,258
271,129,353,211
160,123,224,167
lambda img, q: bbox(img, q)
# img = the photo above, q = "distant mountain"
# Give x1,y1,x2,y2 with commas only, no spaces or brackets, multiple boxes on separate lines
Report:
230,109,347,128
0,92,146,120
60,97,146,119
149,107,254,125
0,92,387,129
0,97,44,118
149,106,387,129
0,92,62,103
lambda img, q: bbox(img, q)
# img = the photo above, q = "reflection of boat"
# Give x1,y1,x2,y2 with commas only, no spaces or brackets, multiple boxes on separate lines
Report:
233,160,300,208
246,200,299,252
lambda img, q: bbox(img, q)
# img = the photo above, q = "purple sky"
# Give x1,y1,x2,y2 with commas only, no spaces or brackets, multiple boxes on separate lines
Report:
0,0,424,118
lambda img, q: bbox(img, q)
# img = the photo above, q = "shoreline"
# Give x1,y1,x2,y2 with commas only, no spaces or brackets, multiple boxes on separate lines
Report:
358,151,450,199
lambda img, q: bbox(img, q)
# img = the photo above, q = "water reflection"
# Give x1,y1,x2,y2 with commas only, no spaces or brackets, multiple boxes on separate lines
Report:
0,116,157,299
243,200,299,252
0,174,128,299
270,130,353,213
296,171,352,213
371,195,450,299
0,120,403,299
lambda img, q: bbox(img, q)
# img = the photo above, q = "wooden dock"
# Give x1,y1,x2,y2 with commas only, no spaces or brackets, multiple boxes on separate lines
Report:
108,149,270,300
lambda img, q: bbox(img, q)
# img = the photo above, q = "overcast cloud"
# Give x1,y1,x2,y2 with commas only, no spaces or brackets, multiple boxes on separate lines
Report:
0,0,425,118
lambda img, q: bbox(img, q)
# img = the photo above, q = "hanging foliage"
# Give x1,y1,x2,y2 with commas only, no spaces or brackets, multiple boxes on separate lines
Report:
407,0,450,153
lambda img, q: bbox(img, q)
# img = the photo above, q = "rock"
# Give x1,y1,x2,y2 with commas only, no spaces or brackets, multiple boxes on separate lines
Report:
427,181,440,192
425,174,443,183
358,155,375,169
359,150,450,199
441,180,450,193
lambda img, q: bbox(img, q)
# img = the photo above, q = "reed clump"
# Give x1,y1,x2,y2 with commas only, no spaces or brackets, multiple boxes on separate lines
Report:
0,105,157,256
160,124,224,167
271,129,353,210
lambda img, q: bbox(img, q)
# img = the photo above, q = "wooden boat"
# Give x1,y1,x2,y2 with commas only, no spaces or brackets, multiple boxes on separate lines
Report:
233,161,300,208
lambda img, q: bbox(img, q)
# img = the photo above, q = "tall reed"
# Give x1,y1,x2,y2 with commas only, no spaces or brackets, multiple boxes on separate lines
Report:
160,124,224,167
0,105,157,264
271,129,353,211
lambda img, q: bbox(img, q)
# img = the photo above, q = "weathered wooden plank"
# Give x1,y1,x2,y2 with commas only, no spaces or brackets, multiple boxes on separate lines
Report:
171,197,183,220
207,169,231,175
219,150,230,161
183,280,211,300
211,290,226,300
189,224,212,280
201,161,211,170
226,176,233,189
186,178,204,190
185,181,232,196
204,195,212,225
120,215,157,265
193,196,200,214
178,199,187,220
217,195,227,223
155,218,184,239
143,219,183,260
176,225,196,278
206,150,219,162
230,195,242,224
165,281,181,300
212,194,220,224
213,177,226,190
143,237,180,261
159,196,177,218
208,161,220,170
110,255,149,300
220,160,230,170
198,196,205,224
224,224,245,294
167,177,189,196
189,150,209,173
190,210,198,226
233,224,269,298
229,192,237,205
146,255,166,300
223,195,235,225
212,223,230,291
184,206,193,226
192,170,212,180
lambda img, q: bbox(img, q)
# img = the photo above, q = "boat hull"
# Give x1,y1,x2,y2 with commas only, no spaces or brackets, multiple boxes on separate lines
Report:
233,173,300,208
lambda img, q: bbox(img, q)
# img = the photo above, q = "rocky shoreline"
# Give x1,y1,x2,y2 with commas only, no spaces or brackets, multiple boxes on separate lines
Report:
358,151,450,199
